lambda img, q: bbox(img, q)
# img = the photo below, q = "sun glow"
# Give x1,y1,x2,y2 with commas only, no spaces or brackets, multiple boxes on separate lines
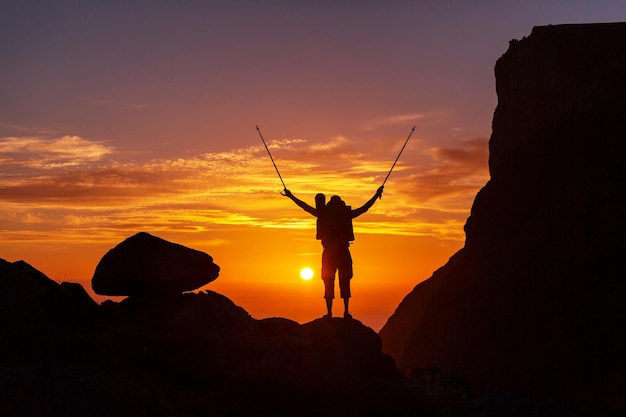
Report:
300,267,314,280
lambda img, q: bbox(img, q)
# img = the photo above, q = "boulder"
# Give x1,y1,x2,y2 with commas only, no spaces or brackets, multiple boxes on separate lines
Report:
91,232,220,296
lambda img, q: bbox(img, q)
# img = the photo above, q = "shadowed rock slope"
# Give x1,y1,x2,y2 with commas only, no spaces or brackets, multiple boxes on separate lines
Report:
380,23,626,414
1,258,421,417
2,257,566,416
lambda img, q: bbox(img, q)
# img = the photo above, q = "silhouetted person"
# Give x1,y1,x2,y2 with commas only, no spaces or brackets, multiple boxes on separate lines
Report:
283,186,383,319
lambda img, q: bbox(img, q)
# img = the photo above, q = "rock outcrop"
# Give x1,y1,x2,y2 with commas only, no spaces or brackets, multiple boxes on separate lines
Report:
1,261,408,417
91,232,220,296
0,258,96,337
380,23,626,414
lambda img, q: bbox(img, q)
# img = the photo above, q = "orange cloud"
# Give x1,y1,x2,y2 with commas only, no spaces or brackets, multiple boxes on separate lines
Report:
0,136,113,168
361,113,437,132
0,133,487,325
0,134,488,243
430,137,488,171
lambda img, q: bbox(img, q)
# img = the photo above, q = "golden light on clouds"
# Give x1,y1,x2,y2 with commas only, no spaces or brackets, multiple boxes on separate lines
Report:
0,136,113,168
3,0,626,332
361,113,436,132
0,131,488,329
0,133,488,240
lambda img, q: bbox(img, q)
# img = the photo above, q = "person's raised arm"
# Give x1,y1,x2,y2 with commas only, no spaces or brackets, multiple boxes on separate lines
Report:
351,186,384,218
283,189,317,217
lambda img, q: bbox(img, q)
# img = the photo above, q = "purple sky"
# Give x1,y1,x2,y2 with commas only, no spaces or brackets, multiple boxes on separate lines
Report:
3,1,624,157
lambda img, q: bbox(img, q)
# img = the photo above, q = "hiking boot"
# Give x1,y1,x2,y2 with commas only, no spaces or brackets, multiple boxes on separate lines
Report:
343,312,352,319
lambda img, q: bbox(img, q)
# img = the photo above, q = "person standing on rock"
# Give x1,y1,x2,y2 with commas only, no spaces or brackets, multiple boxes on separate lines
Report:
283,186,384,319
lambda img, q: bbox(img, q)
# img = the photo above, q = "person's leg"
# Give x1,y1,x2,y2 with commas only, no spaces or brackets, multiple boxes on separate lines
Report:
322,278,334,318
338,248,354,319
325,298,333,317
343,297,351,319
338,276,351,318
321,248,335,318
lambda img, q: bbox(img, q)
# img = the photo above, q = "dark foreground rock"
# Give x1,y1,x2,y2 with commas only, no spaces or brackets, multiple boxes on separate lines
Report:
1,259,561,416
91,232,220,296
0,258,97,338
380,23,626,416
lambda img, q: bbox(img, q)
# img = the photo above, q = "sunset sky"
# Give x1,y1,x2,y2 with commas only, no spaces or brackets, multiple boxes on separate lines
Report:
2,1,625,330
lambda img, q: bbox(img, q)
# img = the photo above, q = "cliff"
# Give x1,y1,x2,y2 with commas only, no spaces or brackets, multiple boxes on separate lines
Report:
380,23,626,414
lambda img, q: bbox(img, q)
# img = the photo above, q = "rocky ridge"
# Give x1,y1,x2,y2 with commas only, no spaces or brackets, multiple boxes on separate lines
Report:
1,247,558,416
1,254,410,416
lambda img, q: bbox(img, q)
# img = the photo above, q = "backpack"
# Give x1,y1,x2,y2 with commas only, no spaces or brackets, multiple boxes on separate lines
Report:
316,197,354,243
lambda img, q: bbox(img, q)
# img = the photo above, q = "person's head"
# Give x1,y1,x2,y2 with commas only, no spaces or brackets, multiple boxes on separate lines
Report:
328,195,345,208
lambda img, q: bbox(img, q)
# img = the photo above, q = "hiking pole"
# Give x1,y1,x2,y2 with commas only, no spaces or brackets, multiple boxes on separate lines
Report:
380,126,415,197
256,125,287,192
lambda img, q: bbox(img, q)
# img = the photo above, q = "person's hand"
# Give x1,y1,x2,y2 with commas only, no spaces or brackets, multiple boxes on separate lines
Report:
282,188,293,198
376,186,384,199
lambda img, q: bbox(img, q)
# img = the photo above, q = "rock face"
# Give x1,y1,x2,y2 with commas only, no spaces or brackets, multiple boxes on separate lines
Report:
0,258,96,337
91,232,220,296
2,256,562,416
380,23,626,413
1,259,408,416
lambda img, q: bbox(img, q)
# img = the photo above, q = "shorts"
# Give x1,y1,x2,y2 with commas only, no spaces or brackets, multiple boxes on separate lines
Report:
321,245,353,299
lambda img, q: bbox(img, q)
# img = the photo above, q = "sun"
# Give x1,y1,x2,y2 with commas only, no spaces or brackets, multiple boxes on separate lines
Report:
300,267,314,280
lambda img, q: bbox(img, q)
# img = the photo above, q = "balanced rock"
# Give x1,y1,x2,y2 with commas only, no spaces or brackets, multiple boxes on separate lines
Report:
91,232,220,296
